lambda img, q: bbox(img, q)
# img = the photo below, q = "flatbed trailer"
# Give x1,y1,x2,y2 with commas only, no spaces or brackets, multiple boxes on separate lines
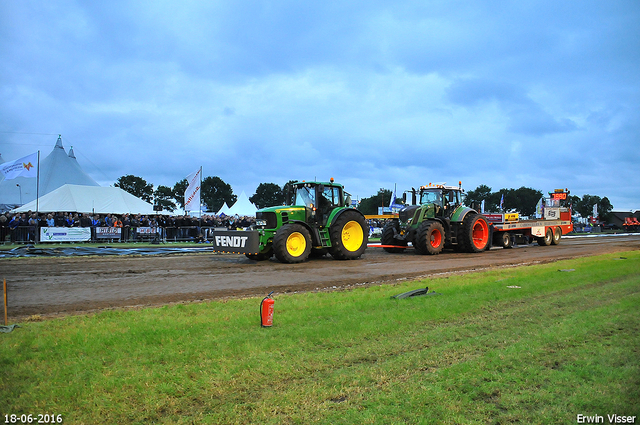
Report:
486,190,573,248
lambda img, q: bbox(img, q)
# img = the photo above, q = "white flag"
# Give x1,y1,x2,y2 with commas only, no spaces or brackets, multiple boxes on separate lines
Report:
592,203,598,218
184,168,201,212
1,152,38,180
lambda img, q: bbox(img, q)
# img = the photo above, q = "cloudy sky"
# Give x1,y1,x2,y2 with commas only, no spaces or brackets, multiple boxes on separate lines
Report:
1,1,639,211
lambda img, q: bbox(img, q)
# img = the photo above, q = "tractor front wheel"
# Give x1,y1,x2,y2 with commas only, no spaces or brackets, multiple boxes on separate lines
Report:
381,221,407,253
414,221,445,255
273,223,312,263
329,210,368,260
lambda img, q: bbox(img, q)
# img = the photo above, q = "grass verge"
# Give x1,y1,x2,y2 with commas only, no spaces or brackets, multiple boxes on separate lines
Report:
1,251,639,424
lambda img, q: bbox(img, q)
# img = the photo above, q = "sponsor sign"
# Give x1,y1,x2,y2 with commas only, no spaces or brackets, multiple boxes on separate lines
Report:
96,227,122,239
544,208,559,220
531,226,546,237
137,227,158,235
211,230,261,254
40,227,91,242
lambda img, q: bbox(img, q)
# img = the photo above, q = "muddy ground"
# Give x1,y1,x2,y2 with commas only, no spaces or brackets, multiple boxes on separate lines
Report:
3,235,639,319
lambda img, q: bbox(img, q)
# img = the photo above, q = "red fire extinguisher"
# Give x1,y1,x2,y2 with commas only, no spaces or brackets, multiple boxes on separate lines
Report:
260,291,275,327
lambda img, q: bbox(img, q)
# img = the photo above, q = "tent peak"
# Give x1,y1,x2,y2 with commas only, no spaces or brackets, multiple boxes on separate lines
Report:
54,135,65,150
68,146,76,159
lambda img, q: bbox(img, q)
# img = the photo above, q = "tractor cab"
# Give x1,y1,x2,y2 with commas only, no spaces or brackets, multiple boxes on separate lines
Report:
291,180,347,225
419,186,462,218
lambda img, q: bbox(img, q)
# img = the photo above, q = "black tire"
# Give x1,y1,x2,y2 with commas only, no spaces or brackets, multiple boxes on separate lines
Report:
551,227,561,245
245,250,272,261
273,223,312,263
414,221,445,255
500,232,513,249
536,227,553,246
329,210,368,260
381,221,407,253
461,214,490,253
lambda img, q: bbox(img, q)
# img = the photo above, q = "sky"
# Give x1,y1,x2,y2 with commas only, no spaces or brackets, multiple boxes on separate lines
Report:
1,0,639,211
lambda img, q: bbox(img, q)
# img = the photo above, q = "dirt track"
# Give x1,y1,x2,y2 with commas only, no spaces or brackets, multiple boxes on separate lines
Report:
3,235,639,319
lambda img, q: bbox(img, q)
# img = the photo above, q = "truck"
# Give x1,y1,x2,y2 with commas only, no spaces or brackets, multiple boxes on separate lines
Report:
211,179,368,263
381,184,573,254
381,182,491,254
486,189,573,248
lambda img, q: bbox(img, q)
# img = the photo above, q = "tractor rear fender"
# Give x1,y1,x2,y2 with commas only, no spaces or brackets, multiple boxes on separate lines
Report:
326,207,367,228
450,206,477,224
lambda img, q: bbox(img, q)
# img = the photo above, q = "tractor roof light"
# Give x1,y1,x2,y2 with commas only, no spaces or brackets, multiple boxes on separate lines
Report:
330,177,334,183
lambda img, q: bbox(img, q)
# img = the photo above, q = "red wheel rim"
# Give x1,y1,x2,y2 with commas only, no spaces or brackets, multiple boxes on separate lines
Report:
430,229,442,248
472,220,488,249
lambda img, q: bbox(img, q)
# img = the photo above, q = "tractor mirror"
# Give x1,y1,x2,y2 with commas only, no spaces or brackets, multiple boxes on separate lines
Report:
345,194,351,206
402,193,407,203
318,184,325,192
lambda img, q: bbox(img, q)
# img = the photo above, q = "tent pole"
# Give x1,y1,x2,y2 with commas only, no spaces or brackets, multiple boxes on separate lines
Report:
36,150,40,214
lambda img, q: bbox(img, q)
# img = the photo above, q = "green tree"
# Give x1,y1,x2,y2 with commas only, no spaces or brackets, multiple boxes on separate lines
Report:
172,179,188,209
509,187,543,216
250,183,284,209
154,185,177,212
464,184,493,211
202,176,236,213
357,188,392,215
115,175,153,202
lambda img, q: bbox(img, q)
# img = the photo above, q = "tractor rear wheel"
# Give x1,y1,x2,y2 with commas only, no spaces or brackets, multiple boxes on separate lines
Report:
381,221,407,253
414,221,445,255
551,227,562,245
462,214,490,253
329,210,368,260
273,223,312,263
536,227,553,246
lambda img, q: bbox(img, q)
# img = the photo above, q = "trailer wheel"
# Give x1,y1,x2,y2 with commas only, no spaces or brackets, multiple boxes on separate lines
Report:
273,223,312,263
500,232,513,249
329,210,368,260
462,214,490,253
414,221,445,255
551,227,562,245
536,227,553,246
381,221,407,253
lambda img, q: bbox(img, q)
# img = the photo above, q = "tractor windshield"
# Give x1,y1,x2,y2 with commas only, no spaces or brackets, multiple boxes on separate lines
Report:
420,189,443,206
294,185,316,208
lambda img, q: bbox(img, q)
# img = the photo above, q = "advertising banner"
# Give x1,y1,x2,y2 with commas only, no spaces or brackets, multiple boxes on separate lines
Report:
96,227,122,239
211,230,260,254
40,227,91,242
136,227,158,235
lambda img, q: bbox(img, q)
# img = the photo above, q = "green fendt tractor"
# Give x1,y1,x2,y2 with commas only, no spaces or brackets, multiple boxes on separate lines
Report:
381,183,490,255
212,179,368,263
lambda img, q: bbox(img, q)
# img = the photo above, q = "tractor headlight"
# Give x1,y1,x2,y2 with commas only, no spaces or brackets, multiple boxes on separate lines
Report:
255,219,267,227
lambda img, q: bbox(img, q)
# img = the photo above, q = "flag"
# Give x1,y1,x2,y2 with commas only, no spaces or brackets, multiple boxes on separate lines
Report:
481,199,485,214
535,197,543,218
592,203,598,218
388,186,402,210
184,167,201,212
1,152,38,180
499,194,504,210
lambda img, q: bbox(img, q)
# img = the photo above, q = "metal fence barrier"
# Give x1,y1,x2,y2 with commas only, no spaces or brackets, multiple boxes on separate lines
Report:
0,226,232,244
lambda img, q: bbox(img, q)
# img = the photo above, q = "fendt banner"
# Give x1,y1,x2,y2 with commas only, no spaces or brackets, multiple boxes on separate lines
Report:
211,230,261,255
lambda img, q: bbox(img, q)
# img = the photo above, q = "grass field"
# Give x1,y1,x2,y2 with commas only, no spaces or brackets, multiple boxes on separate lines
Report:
2,251,639,424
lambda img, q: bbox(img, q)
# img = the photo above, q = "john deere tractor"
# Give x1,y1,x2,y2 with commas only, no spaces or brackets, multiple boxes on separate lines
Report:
212,179,368,263
381,183,490,255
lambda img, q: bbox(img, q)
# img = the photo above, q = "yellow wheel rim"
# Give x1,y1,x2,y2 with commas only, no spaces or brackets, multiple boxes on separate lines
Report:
286,232,307,257
341,221,364,252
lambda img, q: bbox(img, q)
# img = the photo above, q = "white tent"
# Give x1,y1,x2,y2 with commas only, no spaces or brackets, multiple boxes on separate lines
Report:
0,136,99,207
226,191,257,216
11,184,158,215
216,202,231,216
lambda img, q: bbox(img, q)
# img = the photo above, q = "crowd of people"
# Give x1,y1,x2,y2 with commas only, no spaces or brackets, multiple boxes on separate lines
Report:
0,211,257,243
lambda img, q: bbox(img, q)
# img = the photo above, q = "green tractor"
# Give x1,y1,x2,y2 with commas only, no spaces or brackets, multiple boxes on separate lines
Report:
381,183,490,255
212,179,368,263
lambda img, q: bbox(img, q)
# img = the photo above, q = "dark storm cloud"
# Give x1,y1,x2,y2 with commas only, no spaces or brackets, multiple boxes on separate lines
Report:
1,0,639,211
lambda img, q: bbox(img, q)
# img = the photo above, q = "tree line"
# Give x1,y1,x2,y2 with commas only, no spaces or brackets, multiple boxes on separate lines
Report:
115,175,615,221
114,175,297,213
